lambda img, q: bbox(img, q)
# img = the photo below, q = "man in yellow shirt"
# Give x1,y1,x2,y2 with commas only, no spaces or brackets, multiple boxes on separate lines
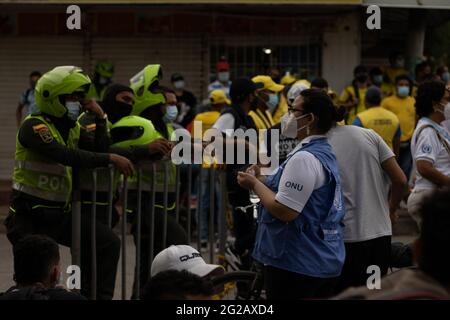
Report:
339,65,369,124
250,75,283,130
353,86,401,157
381,74,416,178
188,89,230,138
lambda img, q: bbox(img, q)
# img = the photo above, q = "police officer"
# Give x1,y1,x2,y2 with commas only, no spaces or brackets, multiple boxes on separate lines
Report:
123,64,188,298
5,66,134,300
87,61,115,101
78,84,172,227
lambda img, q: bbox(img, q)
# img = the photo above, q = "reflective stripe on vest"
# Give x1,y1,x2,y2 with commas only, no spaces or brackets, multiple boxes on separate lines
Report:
12,182,68,202
15,160,66,176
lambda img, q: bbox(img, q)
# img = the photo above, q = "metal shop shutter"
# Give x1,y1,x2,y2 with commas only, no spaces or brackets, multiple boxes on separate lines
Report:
89,36,205,102
0,37,84,180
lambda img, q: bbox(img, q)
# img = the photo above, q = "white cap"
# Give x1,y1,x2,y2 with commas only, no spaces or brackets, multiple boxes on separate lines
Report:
287,82,310,105
151,245,225,278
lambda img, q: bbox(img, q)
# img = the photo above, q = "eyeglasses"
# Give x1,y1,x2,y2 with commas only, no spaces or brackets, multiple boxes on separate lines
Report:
287,106,304,115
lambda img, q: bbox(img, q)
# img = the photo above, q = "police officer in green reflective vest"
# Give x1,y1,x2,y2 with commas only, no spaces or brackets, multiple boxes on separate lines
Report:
78,84,173,227
4,66,134,300
113,64,188,298
86,61,114,101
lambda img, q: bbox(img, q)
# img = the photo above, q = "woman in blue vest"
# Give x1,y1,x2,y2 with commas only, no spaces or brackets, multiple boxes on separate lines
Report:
237,89,346,299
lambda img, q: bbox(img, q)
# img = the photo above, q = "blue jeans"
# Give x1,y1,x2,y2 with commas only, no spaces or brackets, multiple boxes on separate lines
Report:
199,168,221,241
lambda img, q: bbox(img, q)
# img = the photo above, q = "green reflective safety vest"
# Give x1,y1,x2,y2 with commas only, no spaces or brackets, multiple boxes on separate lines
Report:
77,113,118,193
86,83,109,102
125,124,177,210
12,115,80,204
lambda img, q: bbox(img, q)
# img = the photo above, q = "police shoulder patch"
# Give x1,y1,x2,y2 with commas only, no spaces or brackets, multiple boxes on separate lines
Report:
33,124,53,143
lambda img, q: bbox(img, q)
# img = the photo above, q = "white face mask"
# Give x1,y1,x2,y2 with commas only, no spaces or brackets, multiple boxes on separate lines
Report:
173,80,185,90
280,112,314,138
436,102,450,120
163,105,178,123
98,76,109,85
218,72,230,83
65,101,82,121
444,102,450,120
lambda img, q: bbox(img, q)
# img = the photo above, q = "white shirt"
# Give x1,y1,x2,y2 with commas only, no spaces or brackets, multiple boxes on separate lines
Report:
328,126,395,242
212,113,235,137
411,118,450,190
274,135,327,213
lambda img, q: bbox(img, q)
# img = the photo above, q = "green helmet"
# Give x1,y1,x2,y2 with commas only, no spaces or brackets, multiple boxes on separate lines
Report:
35,66,91,118
129,64,165,116
95,61,114,78
110,115,159,148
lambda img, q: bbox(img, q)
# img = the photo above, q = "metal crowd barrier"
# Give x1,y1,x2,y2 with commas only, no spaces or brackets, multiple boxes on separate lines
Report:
71,161,228,300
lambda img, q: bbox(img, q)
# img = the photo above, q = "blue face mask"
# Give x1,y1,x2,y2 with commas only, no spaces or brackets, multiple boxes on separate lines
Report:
442,72,450,83
397,86,410,98
65,101,82,121
266,93,279,113
163,105,178,123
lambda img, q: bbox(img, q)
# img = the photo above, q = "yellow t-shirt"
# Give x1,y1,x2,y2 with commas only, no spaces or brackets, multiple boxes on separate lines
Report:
354,107,401,150
191,111,221,139
384,67,408,85
272,94,288,124
381,95,416,142
339,85,368,124
191,111,221,168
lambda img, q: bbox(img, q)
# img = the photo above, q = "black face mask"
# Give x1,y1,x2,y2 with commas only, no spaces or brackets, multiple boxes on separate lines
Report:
108,101,133,123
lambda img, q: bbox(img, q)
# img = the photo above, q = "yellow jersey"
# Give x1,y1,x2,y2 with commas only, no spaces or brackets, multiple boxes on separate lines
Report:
339,85,368,124
353,107,401,150
381,95,416,142
272,94,288,124
249,109,275,130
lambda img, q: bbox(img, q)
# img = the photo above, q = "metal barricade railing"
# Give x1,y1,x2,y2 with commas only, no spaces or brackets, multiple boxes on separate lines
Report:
71,161,229,300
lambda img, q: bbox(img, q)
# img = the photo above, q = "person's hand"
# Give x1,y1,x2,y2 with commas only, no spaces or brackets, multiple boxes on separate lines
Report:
148,138,172,157
237,171,258,191
389,209,399,224
82,99,105,119
246,164,261,179
109,154,134,178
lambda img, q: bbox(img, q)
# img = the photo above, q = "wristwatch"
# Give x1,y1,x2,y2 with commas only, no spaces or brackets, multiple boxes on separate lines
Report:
98,112,108,120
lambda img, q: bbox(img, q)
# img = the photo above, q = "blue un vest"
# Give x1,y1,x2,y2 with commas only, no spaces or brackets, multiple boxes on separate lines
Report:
252,137,345,278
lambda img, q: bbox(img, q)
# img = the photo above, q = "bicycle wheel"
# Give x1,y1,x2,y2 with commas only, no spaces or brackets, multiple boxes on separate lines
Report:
211,271,262,300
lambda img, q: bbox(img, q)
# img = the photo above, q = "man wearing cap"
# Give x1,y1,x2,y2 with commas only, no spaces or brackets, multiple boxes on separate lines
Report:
151,245,225,279
208,58,232,97
212,78,263,269
250,76,283,130
352,86,401,157
171,73,198,127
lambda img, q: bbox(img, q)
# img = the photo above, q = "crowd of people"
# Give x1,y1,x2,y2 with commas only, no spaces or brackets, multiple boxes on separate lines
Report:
3,52,450,300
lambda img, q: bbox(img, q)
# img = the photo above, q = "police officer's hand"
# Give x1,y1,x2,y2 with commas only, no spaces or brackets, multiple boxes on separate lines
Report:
83,99,106,119
237,171,258,191
109,154,134,178
148,138,172,157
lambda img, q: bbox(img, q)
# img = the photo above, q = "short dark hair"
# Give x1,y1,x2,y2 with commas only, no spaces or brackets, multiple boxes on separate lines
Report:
142,270,214,300
13,235,60,285
353,65,367,76
415,61,431,76
395,74,412,85
415,80,446,118
418,188,450,286
365,86,382,106
311,78,329,90
300,89,344,133
29,71,41,78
